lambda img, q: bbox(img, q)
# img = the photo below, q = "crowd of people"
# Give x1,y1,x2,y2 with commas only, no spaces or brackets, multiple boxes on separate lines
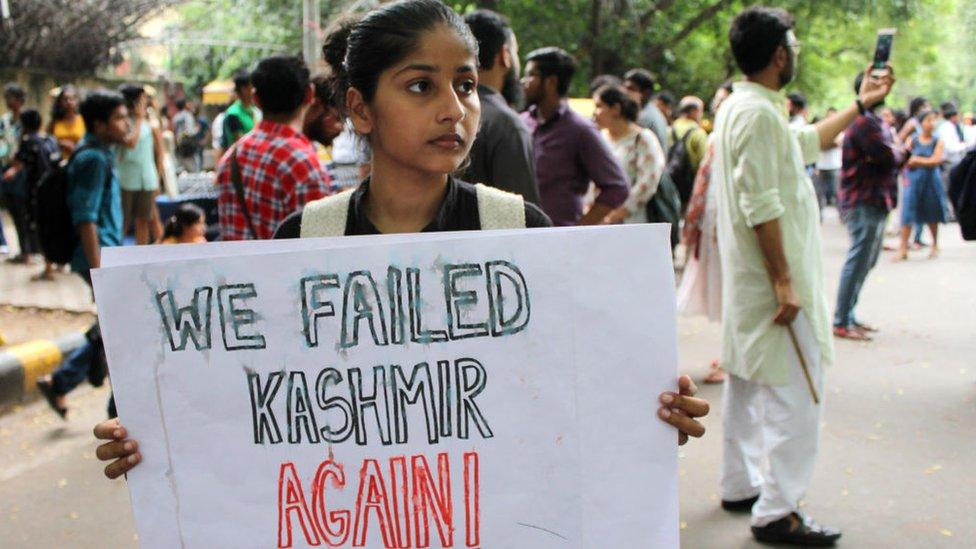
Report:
1,0,973,546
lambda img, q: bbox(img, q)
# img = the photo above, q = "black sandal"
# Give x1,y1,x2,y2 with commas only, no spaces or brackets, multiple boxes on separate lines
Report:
35,377,68,419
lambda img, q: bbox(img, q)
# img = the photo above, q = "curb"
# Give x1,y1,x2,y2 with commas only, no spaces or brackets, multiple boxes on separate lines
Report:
0,333,87,409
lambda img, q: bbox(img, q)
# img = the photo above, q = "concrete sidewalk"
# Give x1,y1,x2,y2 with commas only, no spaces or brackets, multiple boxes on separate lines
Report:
0,212,95,313
677,216,976,548
0,260,95,313
1,215,95,409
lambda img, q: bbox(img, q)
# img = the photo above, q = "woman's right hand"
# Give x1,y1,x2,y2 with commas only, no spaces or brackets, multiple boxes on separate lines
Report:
94,418,142,479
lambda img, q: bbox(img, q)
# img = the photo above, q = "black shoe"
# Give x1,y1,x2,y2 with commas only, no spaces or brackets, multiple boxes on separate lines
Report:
35,377,68,419
752,512,842,546
721,494,759,513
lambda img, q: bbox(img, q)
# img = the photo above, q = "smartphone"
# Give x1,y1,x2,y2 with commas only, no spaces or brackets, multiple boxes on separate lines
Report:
872,29,896,73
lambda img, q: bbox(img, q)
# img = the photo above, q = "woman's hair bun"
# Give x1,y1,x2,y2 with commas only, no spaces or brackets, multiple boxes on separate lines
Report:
321,13,361,76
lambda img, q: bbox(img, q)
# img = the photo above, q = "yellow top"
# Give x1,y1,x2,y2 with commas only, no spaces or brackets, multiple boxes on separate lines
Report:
52,115,86,157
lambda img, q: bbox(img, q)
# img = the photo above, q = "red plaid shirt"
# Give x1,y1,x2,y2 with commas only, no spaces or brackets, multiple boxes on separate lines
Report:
838,112,905,214
216,120,333,240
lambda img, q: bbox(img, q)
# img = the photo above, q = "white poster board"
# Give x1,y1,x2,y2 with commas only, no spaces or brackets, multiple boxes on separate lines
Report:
93,225,679,548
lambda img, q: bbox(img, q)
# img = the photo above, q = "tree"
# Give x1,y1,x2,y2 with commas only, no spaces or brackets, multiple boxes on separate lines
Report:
162,0,357,96
1,0,180,73
464,0,975,115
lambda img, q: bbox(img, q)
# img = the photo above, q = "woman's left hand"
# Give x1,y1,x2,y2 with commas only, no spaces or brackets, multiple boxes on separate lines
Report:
658,375,710,445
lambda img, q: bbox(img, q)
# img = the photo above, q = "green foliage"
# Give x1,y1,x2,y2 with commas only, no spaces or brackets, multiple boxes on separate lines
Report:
469,0,974,116
166,0,348,96
164,0,975,115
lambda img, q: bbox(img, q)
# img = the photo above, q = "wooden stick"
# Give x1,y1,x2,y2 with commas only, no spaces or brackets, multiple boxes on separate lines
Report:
786,323,820,405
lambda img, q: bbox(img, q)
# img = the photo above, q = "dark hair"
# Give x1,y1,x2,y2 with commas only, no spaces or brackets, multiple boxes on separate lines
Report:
908,97,928,117
941,101,958,117
892,109,908,130
464,9,512,71
786,92,806,110
916,109,937,124
162,203,205,240
589,74,622,96
311,72,338,109
325,0,478,109
232,71,252,92
175,97,187,110
623,69,655,93
729,6,795,75
79,89,125,129
525,47,576,97
20,109,42,133
251,55,310,115
118,84,146,111
3,83,26,102
596,85,640,122
655,91,676,108
51,85,78,122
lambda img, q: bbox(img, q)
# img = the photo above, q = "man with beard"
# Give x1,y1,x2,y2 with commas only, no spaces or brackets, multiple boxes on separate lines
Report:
622,69,668,152
463,9,540,204
304,73,345,150
712,7,893,546
520,47,628,226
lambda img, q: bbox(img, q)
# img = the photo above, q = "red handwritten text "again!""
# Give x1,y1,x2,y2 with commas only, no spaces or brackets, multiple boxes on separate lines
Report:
278,451,481,548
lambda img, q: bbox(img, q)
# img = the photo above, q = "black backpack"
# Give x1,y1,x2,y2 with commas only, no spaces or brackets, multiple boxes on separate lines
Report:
634,132,682,253
949,146,976,241
666,127,696,211
35,145,110,264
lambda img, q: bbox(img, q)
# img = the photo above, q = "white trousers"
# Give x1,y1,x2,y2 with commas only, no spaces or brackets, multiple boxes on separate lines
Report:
720,312,825,527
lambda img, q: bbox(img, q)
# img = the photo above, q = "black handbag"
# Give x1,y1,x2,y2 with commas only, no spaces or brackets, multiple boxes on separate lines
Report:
84,323,108,387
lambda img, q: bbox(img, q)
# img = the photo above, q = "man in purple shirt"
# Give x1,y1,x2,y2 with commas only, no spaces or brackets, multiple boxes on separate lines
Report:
520,47,629,226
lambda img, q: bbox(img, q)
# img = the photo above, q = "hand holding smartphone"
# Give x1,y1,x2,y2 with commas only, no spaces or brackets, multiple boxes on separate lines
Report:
871,28,896,77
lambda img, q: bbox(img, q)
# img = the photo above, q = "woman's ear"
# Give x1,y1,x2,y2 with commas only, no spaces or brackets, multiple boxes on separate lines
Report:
347,87,373,135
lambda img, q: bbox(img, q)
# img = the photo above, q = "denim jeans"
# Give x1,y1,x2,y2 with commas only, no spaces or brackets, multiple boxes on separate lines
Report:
0,206,7,247
50,269,115,416
52,339,95,395
834,204,888,328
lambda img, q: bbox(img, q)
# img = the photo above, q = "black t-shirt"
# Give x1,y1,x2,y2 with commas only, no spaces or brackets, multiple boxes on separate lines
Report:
15,133,60,188
273,176,551,239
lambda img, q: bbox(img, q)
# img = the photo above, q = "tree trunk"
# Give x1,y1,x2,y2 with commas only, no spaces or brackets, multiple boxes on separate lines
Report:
589,0,604,77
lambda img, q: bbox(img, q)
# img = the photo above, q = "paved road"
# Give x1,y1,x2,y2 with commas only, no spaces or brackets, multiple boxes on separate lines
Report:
1,212,973,548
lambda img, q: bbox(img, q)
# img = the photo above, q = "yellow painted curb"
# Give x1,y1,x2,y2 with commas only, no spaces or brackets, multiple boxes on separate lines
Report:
8,340,63,394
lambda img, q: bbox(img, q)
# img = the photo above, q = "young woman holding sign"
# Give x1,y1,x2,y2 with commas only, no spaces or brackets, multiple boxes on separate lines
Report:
93,0,708,479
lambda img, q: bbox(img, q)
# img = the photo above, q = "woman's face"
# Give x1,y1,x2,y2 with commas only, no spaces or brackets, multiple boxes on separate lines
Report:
61,90,78,113
920,113,938,134
184,218,206,242
591,94,615,129
352,25,480,178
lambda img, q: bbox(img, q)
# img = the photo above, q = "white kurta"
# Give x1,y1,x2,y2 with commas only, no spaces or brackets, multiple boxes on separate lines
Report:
711,81,834,385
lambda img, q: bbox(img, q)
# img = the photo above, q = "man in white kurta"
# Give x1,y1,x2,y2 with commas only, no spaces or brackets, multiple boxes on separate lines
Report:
713,7,894,546
713,78,832,523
